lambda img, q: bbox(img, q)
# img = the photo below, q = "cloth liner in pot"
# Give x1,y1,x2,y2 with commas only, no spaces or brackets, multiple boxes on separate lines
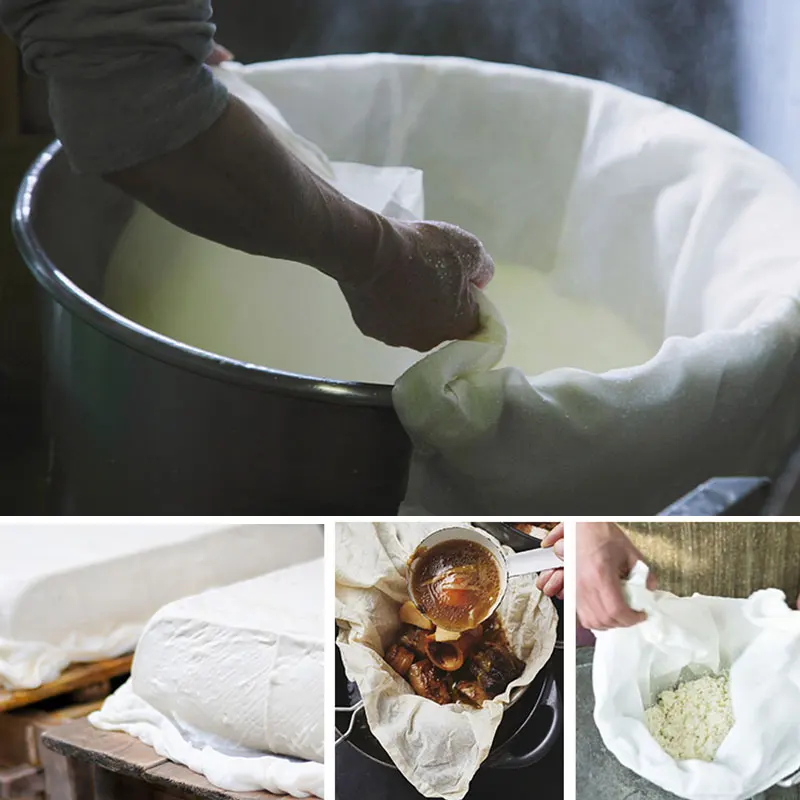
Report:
593,562,800,800
335,521,557,799
231,53,800,514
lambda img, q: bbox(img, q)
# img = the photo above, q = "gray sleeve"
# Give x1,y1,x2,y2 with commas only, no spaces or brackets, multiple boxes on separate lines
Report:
0,0,230,174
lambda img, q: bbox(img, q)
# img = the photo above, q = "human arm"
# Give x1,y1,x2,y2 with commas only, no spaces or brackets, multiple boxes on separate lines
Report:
1,0,493,351
108,95,494,350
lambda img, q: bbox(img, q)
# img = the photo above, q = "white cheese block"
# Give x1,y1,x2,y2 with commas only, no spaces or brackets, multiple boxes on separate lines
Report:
91,559,324,797
0,522,323,689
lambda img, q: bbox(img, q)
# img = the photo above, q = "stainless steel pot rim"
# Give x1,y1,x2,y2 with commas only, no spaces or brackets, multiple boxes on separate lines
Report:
13,141,396,407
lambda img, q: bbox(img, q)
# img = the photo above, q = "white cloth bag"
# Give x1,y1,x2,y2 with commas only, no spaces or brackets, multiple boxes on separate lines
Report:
237,53,800,514
593,563,800,800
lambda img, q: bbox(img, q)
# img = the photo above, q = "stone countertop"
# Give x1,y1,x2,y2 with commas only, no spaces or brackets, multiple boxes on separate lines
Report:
576,647,800,800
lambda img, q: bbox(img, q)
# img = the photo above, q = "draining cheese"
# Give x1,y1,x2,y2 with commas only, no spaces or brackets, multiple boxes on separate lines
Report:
645,673,734,761
91,559,324,796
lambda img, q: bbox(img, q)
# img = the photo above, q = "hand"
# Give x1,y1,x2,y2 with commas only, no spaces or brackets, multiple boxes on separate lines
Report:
535,523,565,600
576,522,656,631
205,42,234,66
339,220,495,352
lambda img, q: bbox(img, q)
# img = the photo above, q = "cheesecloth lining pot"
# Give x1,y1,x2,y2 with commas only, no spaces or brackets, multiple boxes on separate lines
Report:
244,55,800,513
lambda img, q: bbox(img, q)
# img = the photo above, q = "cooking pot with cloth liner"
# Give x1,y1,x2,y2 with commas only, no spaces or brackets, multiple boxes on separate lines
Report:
335,524,564,776
15,54,800,514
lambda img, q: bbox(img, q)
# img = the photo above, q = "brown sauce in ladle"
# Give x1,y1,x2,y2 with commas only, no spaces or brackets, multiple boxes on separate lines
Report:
409,540,502,632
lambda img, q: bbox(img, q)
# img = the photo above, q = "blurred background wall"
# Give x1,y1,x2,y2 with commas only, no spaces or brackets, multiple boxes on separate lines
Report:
210,0,739,132
621,521,800,600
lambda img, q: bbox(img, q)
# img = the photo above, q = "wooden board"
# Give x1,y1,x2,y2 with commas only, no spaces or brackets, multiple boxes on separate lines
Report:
42,720,299,800
39,744,92,800
42,720,165,780
0,656,133,713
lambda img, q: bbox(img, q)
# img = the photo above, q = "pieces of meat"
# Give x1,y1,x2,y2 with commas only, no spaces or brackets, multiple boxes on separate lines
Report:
424,625,484,672
469,643,525,697
455,680,490,708
480,614,504,644
398,625,430,658
508,522,535,534
407,660,451,705
387,609,524,708
424,638,465,672
385,644,415,677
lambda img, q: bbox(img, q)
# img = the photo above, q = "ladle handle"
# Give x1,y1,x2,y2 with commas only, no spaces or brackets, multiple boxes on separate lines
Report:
507,546,563,576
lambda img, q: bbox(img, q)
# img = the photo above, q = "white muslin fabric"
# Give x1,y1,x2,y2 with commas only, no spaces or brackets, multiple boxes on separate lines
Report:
593,563,800,800
114,55,800,511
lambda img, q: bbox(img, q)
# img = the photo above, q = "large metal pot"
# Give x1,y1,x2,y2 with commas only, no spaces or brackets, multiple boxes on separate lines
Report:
13,143,412,514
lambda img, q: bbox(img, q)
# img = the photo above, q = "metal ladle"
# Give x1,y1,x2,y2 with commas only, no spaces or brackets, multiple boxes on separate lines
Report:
407,526,563,630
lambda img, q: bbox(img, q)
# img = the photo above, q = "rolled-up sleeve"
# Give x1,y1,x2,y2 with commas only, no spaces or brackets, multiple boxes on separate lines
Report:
0,0,229,174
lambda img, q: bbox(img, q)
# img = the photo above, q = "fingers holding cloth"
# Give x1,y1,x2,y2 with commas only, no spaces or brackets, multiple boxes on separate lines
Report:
340,220,495,353
392,242,513,451
576,522,658,633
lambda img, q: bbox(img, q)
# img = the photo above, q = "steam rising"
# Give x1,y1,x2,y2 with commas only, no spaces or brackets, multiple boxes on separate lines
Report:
213,0,737,131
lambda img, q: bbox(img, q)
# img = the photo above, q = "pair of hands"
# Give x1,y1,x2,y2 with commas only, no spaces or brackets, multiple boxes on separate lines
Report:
206,43,495,352
534,522,656,630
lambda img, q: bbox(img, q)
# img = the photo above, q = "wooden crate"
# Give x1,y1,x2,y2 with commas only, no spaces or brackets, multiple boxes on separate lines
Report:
0,701,104,800
0,699,105,769
0,656,133,799
42,720,298,800
0,762,44,799
0,656,134,715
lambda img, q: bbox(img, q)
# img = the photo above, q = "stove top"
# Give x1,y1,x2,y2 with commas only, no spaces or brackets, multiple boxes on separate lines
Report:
335,650,563,799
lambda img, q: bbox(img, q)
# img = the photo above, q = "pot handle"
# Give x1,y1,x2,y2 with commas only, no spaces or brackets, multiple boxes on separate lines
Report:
506,546,563,577
489,674,562,769
334,700,364,747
